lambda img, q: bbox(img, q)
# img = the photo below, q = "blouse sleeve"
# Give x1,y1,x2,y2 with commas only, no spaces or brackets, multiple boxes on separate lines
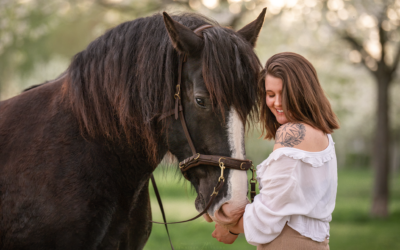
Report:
243,154,332,245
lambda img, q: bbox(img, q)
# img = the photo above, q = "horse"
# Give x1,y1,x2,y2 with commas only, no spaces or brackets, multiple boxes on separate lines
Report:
0,9,265,249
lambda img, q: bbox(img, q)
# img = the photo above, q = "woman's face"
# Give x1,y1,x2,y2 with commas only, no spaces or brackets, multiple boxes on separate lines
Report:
265,74,289,125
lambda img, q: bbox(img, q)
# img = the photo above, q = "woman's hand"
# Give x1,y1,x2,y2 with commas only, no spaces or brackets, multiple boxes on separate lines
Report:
211,223,238,244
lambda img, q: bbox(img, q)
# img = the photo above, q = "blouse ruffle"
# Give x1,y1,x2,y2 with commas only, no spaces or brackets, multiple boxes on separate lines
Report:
257,134,335,189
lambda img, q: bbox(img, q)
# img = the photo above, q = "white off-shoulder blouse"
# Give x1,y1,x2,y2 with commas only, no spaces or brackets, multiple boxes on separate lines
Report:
243,134,337,246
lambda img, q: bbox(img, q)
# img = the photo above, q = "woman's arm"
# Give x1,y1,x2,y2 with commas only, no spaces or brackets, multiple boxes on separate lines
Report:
212,223,239,244
229,215,244,234
211,215,244,244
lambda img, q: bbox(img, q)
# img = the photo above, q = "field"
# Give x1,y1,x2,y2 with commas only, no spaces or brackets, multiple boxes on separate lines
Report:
143,168,400,250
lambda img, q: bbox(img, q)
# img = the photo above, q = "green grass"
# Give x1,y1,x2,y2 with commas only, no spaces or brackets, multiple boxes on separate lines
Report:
144,168,400,250
329,169,400,250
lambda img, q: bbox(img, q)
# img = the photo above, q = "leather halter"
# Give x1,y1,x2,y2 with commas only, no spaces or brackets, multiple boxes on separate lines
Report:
151,24,257,228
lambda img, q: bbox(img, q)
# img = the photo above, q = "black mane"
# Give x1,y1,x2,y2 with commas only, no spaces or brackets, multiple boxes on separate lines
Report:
64,12,261,162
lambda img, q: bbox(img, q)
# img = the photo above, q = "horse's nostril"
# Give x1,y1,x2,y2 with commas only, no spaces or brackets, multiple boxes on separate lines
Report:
195,193,205,211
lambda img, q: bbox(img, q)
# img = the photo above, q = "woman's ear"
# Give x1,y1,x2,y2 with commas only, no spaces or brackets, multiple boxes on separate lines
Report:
163,12,204,56
237,8,267,48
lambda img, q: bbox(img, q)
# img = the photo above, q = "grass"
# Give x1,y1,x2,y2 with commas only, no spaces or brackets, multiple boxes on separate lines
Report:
329,169,400,250
144,167,400,250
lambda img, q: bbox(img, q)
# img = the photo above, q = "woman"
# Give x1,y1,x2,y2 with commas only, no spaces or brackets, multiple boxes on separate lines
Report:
212,52,339,249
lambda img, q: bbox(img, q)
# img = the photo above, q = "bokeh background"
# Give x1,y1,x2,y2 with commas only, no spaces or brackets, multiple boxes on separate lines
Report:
1,0,400,249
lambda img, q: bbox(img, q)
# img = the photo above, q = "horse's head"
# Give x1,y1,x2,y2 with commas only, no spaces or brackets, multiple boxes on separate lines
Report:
162,10,265,226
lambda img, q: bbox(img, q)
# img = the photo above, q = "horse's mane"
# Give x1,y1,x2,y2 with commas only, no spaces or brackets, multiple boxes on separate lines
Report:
64,12,261,163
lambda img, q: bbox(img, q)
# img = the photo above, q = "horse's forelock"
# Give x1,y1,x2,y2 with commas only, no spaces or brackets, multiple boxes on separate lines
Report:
201,27,261,125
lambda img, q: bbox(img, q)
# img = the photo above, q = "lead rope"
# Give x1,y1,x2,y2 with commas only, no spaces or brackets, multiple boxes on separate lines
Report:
148,54,194,250
150,161,225,250
151,158,256,250
150,158,226,223
150,175,174,250
250,165,257,202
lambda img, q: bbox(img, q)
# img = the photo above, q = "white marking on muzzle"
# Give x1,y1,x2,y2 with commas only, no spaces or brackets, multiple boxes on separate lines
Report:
209,108,249,217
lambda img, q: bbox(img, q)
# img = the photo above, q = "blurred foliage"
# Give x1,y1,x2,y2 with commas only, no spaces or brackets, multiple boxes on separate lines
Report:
345,152,371,169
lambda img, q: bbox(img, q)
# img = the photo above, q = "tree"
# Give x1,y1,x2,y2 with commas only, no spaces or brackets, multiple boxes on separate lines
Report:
319,0,397,218
0,0,171,99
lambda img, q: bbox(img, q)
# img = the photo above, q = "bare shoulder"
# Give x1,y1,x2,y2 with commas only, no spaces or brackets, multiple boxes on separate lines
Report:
274,123,306,148
274,122,329,152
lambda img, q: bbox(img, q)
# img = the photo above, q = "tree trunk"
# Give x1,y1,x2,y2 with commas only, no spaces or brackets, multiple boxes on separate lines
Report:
371,73,391,217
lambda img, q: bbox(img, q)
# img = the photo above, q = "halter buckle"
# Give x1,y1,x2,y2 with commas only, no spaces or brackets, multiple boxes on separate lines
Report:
179,158,187,169
250,164,257,183
210,187,218,196
174,84,181,99
218,157,226,182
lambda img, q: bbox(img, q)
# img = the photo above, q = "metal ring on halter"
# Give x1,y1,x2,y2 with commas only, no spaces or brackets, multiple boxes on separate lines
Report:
240,162,246,170
194,153,200,160
218,157,226,166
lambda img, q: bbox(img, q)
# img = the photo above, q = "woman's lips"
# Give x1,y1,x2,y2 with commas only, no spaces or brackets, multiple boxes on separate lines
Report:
276,108,284,115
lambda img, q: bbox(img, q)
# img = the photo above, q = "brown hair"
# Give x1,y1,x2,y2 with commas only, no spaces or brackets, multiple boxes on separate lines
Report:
258,52,339,140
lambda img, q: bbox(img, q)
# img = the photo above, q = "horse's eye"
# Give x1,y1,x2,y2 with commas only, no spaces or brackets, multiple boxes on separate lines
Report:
195,98,205,108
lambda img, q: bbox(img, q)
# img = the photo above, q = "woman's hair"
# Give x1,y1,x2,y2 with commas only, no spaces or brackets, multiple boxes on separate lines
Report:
258,52,339,140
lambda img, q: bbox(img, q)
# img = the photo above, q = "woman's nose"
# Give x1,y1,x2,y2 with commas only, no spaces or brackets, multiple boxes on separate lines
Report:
274,94,282,107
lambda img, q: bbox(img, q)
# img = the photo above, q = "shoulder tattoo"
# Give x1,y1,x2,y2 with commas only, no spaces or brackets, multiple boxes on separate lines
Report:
275,123,306,147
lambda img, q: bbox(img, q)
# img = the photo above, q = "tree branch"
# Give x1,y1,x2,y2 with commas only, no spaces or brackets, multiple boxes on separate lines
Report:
96,0,138,12
95,0,190,15
228,13,245,29
341,32,375,74
378,11,387,64
391,43,400,75
376,3,393,75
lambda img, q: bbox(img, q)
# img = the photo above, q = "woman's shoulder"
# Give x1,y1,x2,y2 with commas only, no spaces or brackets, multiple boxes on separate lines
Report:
273,122,329,152
256,123,334,172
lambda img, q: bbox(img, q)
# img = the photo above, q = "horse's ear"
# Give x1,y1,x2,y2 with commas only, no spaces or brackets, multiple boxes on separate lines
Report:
237,8,267,47
163,12,204,55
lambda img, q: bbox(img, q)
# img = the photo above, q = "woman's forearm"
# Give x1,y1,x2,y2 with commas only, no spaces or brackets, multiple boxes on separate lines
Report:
229,216,244,234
